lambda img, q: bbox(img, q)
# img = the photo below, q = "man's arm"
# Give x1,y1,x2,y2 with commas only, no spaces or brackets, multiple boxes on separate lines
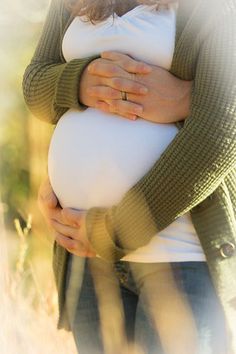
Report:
86,12,236,261
22,0,98,124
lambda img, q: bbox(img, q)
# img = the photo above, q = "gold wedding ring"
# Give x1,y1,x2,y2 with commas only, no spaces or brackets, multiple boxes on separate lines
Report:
121,91,128,101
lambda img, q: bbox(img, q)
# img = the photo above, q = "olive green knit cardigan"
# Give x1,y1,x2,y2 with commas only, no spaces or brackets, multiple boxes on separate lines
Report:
23,0,236,346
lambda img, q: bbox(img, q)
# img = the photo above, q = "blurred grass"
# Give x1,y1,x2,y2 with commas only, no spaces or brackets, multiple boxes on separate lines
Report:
0,1,76,352
0,203,76,354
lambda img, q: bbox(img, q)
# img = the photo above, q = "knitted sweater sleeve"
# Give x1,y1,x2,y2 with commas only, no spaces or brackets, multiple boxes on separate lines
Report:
22,0,98,124
86,11,236,261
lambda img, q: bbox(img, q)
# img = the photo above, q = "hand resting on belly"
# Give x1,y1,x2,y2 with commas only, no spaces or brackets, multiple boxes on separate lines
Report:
81,51,192,123
48,52,192,210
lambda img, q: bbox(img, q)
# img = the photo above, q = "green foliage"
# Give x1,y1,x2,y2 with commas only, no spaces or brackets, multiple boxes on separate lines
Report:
0,114,30,228
0,1,47,229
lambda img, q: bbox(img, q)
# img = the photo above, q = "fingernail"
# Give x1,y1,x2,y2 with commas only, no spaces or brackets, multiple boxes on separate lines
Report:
131,115,137,121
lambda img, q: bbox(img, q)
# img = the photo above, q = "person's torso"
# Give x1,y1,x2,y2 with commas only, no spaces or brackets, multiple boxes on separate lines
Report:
48,3,205,263
62,4,176,67
49,4,178,211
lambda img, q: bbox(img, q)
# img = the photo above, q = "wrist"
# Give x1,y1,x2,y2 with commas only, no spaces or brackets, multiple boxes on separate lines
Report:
77,55,101,107
176,80,192,120
78,65,90,106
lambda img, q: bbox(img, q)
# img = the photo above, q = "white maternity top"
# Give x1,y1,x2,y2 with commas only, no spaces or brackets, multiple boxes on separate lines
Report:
48,4,206,262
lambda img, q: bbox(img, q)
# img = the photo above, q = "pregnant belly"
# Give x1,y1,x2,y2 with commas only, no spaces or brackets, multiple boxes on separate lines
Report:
48,108,178,209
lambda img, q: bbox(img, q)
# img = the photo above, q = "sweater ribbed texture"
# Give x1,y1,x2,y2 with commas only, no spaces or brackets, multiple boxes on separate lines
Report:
87,0,236,262
22,0,236,345
22,0,98,123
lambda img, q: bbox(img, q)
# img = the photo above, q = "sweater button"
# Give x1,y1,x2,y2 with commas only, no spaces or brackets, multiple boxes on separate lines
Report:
220,242,235,258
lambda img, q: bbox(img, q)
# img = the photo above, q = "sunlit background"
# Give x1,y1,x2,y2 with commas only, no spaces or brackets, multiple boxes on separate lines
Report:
0,1,76,352
1,1,236,353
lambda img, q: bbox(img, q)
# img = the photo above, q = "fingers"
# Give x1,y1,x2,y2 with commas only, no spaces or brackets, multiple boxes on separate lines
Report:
37,183,93,258
55,233,78,250
55,233,95,257
54,208,97,258
37,179,61,228
110,99,143,116
88,58,151,79
96,100,143,119
88,85,122,100
48,208,84,227
50,208,85,236
108,77,148,94
101,51,152,74
88,79,147,98
88,83,144,119
50,219,79,239
38,178,58,209
88,60,126,78
61,208,85,226
96,101,138,120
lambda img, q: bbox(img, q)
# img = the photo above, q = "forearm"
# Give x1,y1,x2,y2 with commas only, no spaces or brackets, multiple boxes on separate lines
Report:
22,0,98,124
86,12,236,261
23,57,98,124
173,79,192,122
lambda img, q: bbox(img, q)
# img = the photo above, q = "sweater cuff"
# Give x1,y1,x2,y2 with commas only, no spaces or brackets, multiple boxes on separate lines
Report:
86,207,127,262
55,55,100,111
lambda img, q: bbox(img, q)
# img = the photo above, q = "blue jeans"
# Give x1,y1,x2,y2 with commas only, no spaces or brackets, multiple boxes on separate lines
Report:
69,258,227,354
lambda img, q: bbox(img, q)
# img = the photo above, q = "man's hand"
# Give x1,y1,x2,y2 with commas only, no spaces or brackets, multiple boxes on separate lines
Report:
81,51,192,123
38,179,96,257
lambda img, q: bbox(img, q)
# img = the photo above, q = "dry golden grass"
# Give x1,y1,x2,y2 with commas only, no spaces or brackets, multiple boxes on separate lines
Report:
0,202,77,354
